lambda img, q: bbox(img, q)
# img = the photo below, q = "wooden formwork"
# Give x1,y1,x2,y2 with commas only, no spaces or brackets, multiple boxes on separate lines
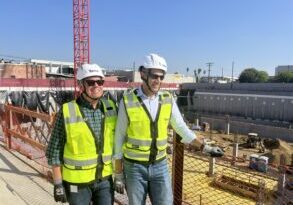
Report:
212,174,264,201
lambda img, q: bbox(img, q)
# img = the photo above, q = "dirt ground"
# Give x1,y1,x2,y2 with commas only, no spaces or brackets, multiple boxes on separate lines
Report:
196,130,293,167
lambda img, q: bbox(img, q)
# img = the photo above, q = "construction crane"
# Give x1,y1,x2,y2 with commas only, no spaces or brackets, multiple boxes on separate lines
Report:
73,0,90,94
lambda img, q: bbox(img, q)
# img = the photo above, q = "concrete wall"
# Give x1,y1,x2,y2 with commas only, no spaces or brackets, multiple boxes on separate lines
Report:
198,116,293,142
178,83,293,142
181,83,293,96
190,92,293,122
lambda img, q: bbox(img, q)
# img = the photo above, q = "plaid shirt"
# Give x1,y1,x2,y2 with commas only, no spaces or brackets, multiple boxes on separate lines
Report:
46,95,104,166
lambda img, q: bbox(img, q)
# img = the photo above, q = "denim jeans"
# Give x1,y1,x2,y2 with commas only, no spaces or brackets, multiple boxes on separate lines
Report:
64,178,114,205
124,158,173,205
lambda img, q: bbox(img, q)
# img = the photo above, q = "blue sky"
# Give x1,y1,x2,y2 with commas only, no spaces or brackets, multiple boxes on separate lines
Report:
1,0,292,77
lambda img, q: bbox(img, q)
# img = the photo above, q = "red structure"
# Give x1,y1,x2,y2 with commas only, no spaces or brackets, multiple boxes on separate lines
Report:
73,0,90,93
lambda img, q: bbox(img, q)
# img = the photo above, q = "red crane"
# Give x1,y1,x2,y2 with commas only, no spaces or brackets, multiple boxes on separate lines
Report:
73,0,90,94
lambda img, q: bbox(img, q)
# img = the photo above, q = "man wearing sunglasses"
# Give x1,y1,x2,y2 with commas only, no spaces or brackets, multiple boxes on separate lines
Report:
46,63,117,205
113,53,224,205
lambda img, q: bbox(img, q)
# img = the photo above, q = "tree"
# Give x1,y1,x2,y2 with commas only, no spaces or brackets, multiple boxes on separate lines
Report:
239,68,258,83
193,68,202,83
186,67,190,76
257,71,269,82
274,71,293,83
239,68,268,83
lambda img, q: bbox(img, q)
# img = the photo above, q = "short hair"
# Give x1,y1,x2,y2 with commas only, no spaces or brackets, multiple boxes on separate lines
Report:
138,66,145,72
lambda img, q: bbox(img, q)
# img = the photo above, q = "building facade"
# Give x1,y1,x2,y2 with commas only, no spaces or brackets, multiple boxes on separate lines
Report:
275,65,293,75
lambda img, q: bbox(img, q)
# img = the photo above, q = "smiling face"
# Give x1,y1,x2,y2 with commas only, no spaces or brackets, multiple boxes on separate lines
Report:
82,76,104,100
141,68,165,95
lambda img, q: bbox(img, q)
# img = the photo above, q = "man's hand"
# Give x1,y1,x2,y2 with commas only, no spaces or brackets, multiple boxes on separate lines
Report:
54,183,67,203
114,173,125,194
202,144,224,157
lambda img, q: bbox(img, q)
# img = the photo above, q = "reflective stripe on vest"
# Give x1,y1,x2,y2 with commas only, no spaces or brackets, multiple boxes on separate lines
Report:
124,149,166,160
62,99,117,184
126,137,167,147
123,91,172,162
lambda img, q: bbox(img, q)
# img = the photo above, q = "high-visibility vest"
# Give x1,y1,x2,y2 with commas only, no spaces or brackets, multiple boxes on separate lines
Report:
62,99,117,184
123,90,172,162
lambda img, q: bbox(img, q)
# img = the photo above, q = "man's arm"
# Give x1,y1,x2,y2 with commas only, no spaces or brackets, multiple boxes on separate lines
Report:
113,100,128,165
170,99,197,144
170,99,224,157
45,110,67,202
52,166,62,184
113,99,128,194
46,110,66,182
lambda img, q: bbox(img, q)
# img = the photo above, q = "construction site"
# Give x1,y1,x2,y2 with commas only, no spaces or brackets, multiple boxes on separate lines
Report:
0,1,293,205
0,83,293,205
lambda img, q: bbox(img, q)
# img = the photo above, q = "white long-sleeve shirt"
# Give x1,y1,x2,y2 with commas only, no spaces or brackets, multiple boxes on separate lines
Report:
113,86,196,159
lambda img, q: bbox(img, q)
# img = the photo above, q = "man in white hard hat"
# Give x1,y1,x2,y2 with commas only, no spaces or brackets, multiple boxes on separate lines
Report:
113,53,224,205
46,63,117,205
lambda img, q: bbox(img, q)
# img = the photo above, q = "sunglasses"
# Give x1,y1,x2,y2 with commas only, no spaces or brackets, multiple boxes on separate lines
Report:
149,73,165,81
85,79,105,86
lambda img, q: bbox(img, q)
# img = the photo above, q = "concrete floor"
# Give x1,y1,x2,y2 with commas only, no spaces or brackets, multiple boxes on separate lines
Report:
0,140,129,205
0,141,63,205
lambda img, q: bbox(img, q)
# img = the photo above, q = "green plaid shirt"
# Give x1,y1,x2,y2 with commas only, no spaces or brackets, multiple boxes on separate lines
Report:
46,95,104,166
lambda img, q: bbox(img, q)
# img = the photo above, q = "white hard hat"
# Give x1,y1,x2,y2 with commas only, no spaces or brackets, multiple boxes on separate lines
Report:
76,63,104,80
141,53,167,72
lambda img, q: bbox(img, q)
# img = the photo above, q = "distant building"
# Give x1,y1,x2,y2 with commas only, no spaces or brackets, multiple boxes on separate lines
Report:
275,65,293,75
0,63,46,79
133,71,194,83
105,70,194,84
105,70,134,82
29,59,74,77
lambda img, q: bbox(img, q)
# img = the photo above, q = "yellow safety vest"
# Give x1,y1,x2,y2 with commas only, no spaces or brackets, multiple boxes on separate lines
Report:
123,90,172,162
62,99,117,184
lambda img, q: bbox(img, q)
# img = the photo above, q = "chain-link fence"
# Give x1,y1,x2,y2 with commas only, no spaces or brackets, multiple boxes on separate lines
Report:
171,132,293,205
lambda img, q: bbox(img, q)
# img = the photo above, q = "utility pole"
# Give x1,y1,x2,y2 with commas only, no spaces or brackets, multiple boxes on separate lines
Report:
231,61,234,89
133,61,136,71
222,67,224,80
132,61,136,82
206,62,213,83
231,61,234,83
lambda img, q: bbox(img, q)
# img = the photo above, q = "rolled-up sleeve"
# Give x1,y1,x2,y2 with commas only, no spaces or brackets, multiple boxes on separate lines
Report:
113,100,128,160
46,110,66,166
170,99,196,144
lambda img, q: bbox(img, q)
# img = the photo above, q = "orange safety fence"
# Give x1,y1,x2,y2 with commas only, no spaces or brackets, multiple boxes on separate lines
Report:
1,104,54,179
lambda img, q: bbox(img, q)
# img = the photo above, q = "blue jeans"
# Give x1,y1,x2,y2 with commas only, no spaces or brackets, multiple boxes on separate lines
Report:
64,178,114,205
124,158,173,205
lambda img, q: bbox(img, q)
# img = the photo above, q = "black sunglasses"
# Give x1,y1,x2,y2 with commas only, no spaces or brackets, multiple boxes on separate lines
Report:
149,73,165,80
85,79,105,86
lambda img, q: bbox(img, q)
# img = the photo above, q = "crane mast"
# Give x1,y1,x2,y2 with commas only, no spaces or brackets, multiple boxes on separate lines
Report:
73,0,90,93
